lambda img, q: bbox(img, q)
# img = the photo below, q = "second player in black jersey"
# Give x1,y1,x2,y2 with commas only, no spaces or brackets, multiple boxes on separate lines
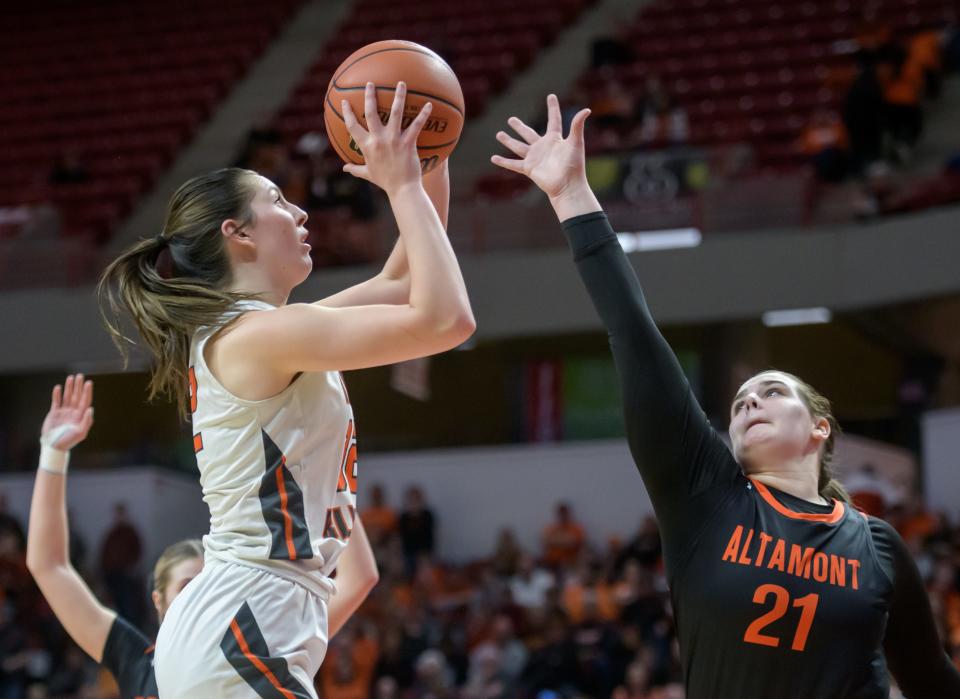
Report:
491,95,960,698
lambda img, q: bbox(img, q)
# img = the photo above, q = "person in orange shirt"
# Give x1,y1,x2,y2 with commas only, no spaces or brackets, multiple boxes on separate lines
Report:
909,27,944,98
542,502,586,568
797,110,851,183
317,627,380,699
363,483,399,547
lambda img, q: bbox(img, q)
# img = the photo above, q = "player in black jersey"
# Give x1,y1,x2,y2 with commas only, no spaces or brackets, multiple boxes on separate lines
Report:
25,374,379,699
492,96,960,699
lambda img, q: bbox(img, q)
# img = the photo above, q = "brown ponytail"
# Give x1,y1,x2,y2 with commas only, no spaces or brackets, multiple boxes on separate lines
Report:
98,168,260,418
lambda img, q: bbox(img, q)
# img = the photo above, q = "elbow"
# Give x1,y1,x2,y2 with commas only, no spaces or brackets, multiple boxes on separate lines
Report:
26,554,56,582
364,564,380,595
441,306,476,348
419,305,476,351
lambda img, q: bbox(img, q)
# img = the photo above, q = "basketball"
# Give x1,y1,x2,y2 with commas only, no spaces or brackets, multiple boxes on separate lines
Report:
324,40,465,175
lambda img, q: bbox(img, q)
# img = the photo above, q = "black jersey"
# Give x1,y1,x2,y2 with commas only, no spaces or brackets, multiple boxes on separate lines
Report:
101,616,158,699
562,211,960,699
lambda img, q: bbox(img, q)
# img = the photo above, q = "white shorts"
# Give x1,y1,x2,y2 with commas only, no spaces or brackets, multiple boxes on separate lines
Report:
155,555,328,698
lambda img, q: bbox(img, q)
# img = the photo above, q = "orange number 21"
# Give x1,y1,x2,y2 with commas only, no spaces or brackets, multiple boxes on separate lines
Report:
743,584,819,652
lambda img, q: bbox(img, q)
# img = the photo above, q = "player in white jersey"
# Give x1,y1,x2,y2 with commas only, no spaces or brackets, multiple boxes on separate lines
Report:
98,83,474,697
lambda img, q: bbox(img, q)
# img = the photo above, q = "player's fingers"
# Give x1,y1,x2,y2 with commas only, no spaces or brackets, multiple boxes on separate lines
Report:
80,379,93,410
402,102,432,144
508,116,541,145
343,163,371,182
490,154,526,174
546,94,562,134
71,374,85,407
341,100,368,144
388,82,407,134
81,407,94,434
569,108,591,145
363,82,382,134
496,131,530,158
51,384,62,411
63,375,75,406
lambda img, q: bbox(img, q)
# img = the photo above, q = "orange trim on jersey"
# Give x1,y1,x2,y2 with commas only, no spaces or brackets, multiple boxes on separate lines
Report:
193,433,203,453
750,479,844,524
228,619,298,699
275,461,297,560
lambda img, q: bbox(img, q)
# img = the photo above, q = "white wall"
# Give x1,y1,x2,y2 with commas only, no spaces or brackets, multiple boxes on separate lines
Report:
922,407,960,519
361,440,652,563
0,466,208,575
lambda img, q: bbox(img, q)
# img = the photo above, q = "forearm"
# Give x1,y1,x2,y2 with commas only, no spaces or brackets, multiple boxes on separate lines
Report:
27,466,115,662
329,518,378,638
388,182,472,333
377,161,449,288
26,469,70,572
316,163,450,309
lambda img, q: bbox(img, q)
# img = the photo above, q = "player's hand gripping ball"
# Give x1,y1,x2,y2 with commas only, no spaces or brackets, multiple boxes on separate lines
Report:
324,40,465,175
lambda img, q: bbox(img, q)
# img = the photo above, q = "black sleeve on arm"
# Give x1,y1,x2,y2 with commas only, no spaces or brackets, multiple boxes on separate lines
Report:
101,616,155,698
872,518,960,697
562,212,739,564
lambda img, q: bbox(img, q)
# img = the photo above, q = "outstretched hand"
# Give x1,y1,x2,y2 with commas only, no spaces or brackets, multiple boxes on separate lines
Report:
491,94,591,201
41,374,93,451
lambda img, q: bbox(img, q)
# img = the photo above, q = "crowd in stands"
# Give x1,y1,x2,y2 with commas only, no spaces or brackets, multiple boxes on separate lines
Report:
574,10,960,220
4,473,959,699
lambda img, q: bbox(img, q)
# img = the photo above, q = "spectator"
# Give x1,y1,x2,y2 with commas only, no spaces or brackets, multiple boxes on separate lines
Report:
881,47,925,161
490,527,522,578
399,487,436,579
97,503,144,627
411,648,456,699
635,77,689,146
798,110,851,183
363,483,399,548
542,502,586,567
469,613,528,685
508,553,555,612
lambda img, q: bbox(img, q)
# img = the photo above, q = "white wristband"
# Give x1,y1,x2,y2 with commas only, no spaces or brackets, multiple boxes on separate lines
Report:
39,443,69,475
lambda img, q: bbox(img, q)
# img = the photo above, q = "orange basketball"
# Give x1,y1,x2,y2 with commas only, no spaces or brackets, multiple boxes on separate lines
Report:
324,40,465,175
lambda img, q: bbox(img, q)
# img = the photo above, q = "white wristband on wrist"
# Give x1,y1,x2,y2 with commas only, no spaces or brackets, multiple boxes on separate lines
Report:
39,425,74,475
39,443,69,475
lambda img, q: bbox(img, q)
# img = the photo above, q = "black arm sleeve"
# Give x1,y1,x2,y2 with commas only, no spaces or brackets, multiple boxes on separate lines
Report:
101,616,156,699
562,212,740,569
871,518,960,697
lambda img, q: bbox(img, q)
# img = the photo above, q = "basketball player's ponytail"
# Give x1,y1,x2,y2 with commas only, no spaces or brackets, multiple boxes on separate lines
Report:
98,168,260,418
786,372,852,505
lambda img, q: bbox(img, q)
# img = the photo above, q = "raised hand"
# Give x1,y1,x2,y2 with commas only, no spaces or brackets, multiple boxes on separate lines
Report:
341,82,434,196
491,94,592,202
40,374,94,451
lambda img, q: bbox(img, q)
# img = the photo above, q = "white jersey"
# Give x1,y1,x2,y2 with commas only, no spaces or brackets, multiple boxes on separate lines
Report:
187,300,358,596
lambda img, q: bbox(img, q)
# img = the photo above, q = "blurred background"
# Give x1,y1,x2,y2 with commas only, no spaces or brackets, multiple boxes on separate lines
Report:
1,0,960,697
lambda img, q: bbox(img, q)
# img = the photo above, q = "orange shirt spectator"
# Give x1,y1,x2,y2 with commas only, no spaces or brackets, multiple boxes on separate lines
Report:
798,112,850,156
562,579,619,624
317,633,380,699
363,483,398,546
542,502,586,567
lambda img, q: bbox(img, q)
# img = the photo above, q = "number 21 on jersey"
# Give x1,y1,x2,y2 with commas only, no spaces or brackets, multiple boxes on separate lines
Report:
744,584,819,652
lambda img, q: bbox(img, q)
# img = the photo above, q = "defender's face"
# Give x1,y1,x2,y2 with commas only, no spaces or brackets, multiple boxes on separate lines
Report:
728,371,826,470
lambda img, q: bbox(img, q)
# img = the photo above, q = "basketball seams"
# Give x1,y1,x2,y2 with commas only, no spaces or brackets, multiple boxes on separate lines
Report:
332,45,458,88
324,91,462,152
325,40,464,166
